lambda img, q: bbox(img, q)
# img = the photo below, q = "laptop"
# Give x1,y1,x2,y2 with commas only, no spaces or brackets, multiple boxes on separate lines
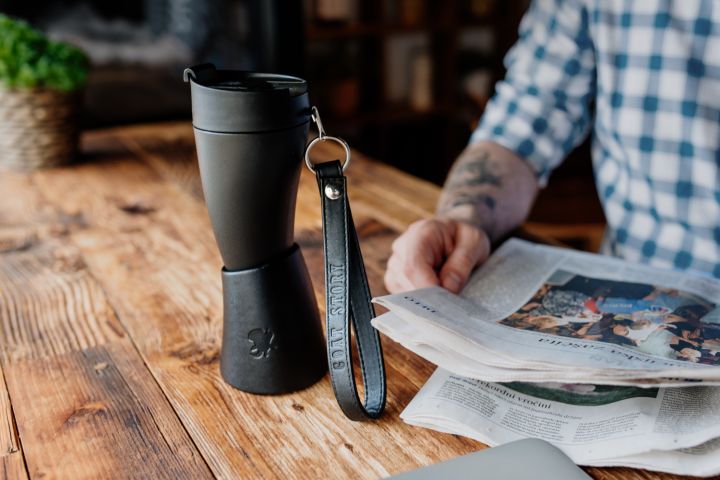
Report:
387,439,591,480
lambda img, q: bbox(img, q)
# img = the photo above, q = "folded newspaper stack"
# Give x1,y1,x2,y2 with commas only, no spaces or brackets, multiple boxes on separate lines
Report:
372,239,720,476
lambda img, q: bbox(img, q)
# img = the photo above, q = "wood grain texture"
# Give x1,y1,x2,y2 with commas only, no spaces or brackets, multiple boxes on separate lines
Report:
0,240,126,362
1,453,27,480
0,122,696,479
0,169,125,363
4,342,212,479
0,157,215,480
0,365,25,480
0,366,18,459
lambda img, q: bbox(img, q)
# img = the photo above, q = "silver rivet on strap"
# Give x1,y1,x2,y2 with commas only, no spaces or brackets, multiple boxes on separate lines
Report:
324,184,342,200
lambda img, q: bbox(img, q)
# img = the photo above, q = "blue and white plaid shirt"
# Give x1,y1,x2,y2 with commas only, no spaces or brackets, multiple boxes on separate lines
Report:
472,0,720,278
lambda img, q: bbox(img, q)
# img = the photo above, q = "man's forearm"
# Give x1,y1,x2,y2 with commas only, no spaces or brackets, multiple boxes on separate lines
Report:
437,141,539,242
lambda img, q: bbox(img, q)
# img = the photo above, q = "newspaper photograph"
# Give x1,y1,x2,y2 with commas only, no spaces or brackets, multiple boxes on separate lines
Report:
500,269,719,365
402,369,720,477
372,239,720,383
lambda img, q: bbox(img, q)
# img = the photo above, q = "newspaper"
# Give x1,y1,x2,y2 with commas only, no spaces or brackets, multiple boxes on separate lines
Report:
373,239,720,385
371,239,720,475
402,367,720,477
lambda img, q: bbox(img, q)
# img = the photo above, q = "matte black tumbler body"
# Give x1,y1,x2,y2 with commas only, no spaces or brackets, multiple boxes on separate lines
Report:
184,64,327,394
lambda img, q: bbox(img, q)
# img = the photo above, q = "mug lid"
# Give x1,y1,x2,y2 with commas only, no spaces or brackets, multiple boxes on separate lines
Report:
184,64,310,133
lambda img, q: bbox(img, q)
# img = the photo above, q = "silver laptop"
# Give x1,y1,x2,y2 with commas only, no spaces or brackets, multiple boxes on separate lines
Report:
387,439,591,480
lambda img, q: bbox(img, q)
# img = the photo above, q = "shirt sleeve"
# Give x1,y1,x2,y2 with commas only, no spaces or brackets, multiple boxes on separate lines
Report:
471,0,596,186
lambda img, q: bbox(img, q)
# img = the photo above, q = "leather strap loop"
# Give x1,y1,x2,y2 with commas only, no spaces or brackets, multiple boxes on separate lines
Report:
316,160,386,421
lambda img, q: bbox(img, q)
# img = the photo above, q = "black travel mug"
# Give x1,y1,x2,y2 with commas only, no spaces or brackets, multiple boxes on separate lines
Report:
184,64,326,394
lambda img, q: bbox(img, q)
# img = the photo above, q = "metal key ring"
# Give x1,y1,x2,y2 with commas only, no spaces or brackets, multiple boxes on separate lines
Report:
304,135,351,174
304,106,351,173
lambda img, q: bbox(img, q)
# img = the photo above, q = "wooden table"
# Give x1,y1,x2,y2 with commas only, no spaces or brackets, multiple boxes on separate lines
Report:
0,123,686,479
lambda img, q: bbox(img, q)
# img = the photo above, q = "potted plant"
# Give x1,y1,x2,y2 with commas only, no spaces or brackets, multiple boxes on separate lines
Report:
0,14,88,169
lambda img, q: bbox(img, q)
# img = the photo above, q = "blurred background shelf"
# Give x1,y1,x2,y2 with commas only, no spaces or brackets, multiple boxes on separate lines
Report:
303,0,518,184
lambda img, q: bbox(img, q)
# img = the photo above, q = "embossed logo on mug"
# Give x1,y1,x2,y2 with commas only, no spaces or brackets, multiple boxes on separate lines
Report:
248,328,277,359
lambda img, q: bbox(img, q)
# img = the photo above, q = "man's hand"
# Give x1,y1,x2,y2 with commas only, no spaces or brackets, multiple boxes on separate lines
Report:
384,217,491,294
384,141,538,295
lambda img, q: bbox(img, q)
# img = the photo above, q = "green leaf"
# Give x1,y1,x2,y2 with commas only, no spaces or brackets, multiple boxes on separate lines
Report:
0,13,88,91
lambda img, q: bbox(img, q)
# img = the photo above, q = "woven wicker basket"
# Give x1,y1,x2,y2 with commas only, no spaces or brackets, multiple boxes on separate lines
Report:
0,87,81,170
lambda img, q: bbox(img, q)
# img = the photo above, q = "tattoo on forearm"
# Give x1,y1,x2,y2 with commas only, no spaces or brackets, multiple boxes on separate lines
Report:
447,151,502,188
437,148,505,236
449,193,496,210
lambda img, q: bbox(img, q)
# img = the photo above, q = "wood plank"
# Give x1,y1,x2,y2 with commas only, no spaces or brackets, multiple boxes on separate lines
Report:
4,342,212,479
0,167,126,363
1,453,27,480
0,366,18,459
0,363,26,480
0,239,127,363
0,162,215,480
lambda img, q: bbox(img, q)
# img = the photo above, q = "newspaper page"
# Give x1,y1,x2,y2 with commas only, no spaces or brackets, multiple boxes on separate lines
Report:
373,312,714,387
402,369,720,477
373,239,720,382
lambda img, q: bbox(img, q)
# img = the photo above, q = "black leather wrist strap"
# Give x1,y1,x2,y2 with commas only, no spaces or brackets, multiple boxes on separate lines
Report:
315,160,386,421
